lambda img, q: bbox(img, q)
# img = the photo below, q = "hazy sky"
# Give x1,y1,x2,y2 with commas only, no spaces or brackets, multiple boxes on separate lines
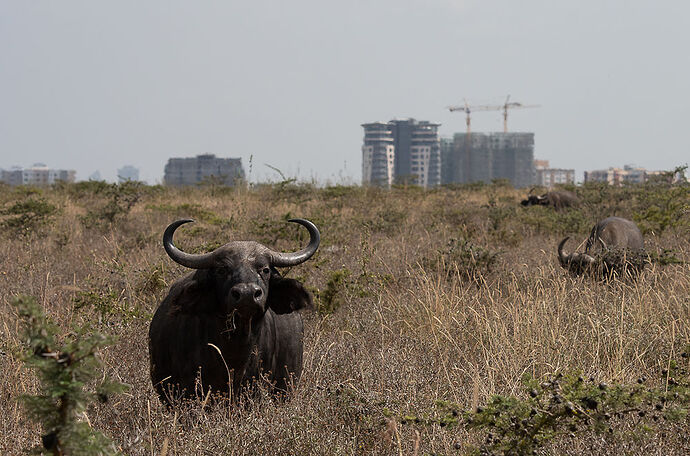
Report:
1,1,688,183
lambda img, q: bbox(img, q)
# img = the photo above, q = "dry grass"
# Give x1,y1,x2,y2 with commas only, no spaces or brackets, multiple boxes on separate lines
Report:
1,182,689,455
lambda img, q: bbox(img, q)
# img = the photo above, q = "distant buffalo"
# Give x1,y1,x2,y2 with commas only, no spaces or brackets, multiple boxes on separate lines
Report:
149,218,320,404
558,216,645,277
521,190,579,210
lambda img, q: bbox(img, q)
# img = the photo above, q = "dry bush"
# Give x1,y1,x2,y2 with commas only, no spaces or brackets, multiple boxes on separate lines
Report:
0,182,688,455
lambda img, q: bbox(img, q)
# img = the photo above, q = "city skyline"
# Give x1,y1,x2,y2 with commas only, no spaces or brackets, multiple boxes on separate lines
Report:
1,2,688,184
0,151,679,186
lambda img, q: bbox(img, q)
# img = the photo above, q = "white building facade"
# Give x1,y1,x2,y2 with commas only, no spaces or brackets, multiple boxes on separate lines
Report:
534,160,575,187
1,164,76,186
361,119,441,188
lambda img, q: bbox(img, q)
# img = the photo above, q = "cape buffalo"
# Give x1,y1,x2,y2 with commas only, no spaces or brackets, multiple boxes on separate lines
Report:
521,190,579,210
149,218,320,404
558,216,645,277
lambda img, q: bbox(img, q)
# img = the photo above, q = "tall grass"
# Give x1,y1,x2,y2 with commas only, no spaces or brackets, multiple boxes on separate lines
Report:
0,182,688,454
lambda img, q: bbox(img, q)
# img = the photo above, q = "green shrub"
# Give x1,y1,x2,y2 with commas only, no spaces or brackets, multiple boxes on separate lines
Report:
248,213,300,245
633,185,689,236
72,287,145,323
80,181,144,228
13,295,127,455
361,209,407,236
316,268,351,314
396,355,690,456
0,197,58,234
146,202,226,226
427,237,500,283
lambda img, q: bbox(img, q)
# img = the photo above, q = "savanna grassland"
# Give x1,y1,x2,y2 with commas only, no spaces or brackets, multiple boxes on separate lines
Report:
0,180,689,455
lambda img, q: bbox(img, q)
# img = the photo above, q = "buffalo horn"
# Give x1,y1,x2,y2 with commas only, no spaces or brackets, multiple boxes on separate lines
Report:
270,219,321,267
558,237,570,266
599,237,609,251
163,219,217,269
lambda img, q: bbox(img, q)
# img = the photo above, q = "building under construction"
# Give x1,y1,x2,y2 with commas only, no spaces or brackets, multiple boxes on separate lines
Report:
441,132,535,188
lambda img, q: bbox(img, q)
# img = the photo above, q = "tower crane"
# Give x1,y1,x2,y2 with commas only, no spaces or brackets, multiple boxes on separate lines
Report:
448,96,539,133
499,95,540,133
447,99,500,134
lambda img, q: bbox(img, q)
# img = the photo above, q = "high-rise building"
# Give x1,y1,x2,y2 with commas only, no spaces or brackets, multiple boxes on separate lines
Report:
361,119,441,188
361,122,395,188
117,165,140,183
534,160,575,187
441,132,535,188
164,154,245,186
440,137,455,185
1,164,76,186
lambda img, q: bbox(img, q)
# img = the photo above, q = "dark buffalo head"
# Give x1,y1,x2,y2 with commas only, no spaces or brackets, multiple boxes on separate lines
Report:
558,217,646,279
558,236,595,276
520,194,546,206
163,218,320,319
521,190,579,210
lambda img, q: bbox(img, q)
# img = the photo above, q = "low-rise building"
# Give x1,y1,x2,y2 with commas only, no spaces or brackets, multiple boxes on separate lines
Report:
584,165,657,185
1,164,76,186
534,160,575,187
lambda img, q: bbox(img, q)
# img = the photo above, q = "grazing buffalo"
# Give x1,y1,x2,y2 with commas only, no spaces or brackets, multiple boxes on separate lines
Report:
521,190,580,210
558,216,645,277
149,218,320,404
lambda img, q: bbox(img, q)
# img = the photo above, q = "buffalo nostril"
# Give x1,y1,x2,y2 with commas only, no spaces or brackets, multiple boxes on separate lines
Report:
254,288,263,300
231,289,241,301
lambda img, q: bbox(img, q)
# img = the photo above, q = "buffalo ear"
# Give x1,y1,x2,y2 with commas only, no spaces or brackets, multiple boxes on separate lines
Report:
267,276,312,314
168,270,214,314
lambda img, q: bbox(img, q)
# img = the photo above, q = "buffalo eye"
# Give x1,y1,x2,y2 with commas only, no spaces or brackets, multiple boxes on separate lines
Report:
261,267,270,276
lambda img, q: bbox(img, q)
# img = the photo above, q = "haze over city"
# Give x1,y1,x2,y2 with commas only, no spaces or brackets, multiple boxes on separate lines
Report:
1,1,688,183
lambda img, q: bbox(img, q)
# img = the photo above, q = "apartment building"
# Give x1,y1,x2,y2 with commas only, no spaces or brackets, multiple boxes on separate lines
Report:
164,154,245,186
1,164,76,186
535,160,575,187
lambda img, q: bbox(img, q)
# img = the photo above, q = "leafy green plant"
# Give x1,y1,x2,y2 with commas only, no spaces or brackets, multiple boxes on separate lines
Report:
517,205,590,237
648,248,685,266
196,174,241,197
55,180,112,197
320,185,361,200
427,237,500,283
248,213,300,245
633,185,689,236
80,181,145,228
0,197,58,234
136,263,168,296
316,268,351,314
146,202,227,226
361,209,407,236
13,295,128,455
396,354,690,455
72,287,145,323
